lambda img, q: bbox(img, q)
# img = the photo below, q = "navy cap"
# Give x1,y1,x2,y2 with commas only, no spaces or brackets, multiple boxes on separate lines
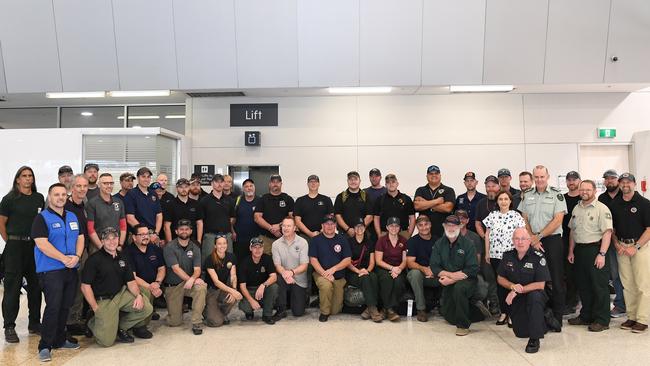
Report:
444,215,461,225
269,174,282,182
84,163,99,172
454,209,469,219
369,168,381,176
149,182,163,190
387,217,401,226
603,169,618,179
427,165,440,174
322,214,336,224
618,172,636,183
497,168,511,177
484,175,499,184
566,171,581,180
307,174,319,182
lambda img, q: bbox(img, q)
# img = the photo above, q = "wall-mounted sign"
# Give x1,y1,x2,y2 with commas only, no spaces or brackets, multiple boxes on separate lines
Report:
598,128,616,138
193,164,215,185
245,131,261,146
230,103,278,126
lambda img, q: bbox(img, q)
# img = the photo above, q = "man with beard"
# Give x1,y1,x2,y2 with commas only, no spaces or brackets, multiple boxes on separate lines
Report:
455,172,485,233
373,174,415,239
562,171,582,314
498,168,521,197
164,178,199,242
255,175,294,255
189,173,208,201
406,216,440,322
114,173,135,204
513,171,534,209
414,165,456,238
57,166,74,195
364,168,387,203
598,169,626,318
430,215,484,336
335,171,373,239
474,175,501,315
84,163,100,200
233,179,260,264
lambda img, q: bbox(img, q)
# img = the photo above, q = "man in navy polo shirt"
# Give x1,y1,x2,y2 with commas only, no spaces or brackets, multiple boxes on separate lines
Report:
125,167,163,243
31,183,84,362
126,224,166,323
455,172,485,233
309,214,352,322
406,216,440,322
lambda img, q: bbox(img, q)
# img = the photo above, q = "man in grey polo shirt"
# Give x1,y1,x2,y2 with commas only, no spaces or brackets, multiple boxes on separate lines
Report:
272,217,309,319
86,173,127,253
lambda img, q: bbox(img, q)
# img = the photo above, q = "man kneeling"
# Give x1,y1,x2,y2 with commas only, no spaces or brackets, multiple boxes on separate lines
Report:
81,227,153,346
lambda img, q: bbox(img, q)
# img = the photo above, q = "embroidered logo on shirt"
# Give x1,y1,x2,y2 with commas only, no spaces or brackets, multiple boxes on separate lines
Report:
457,249,465,255
524,262,534,269
631,207,638,213
226,262,233,269
187,250,193,258
261,266,266,273
51,222,62,229
318,201,324,206
113,202,120,211
334,244,342,253
118,260,126,268
190,208,196,212
69,222,79,230
438,189,445,194
279,200,286,208
151,196,157,202
540,258,546,266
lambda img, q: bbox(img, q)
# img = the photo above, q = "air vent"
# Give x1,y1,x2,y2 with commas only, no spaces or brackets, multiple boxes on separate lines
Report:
186,91,245,98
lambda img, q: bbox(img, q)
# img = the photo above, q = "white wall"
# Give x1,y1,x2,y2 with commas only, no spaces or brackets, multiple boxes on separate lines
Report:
189,92,650,199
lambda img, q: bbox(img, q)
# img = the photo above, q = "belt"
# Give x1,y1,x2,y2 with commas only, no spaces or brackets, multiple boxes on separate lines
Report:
620,238,637,245
96,295,114,301
577,241,601,246
7,235,31,241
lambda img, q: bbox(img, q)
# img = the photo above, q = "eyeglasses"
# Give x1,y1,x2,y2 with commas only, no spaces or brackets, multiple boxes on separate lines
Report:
101,182,115,185
134,233,150,237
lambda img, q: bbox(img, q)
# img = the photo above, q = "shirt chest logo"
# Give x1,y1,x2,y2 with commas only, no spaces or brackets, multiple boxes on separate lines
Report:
260,266,266,273
69,222,79,231
51,222,62,229
317,201,324,206
523,262,534,269
190,208,196,212
151,196,157,202
113,202,120,211
334,244,342,253
459,198,464,204
279,200,286,208
186,250,194,258
456,249,465,255
438,189,445,194
226,262,233,269
118,260,126,268
148,255,158,261
631,207,638,213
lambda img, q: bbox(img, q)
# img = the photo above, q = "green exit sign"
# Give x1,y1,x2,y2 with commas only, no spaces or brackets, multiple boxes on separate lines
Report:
598,128,616,138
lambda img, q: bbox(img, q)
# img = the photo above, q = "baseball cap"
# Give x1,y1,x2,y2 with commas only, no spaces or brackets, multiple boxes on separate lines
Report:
369,168,381,177
58,165,73,176
463,172,476,181
347,171,360,179
427,165,440,174
136,167,153,177
416,215,430,224
242,178,255,185
603,169,618,179
120,172,135,182
454,209,469,219
387,217,401,226
618,172,636,183
566,171,581,180
269,174,282,182
384,173,397,182
484,175,499,184
211,173,224,182
497,168,511,178
177,219,192,229
149,182,163,190
307,174,320,182
84,163,99,172
322,213,337,224
249,237,264,247
353,217,365,227
99,227,118,240
444,215,461,225
176,178,190,186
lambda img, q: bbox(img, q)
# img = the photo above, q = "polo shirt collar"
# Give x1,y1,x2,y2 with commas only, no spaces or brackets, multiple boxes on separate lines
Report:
579,199,596,208
46,206,66,220
280,235,297,246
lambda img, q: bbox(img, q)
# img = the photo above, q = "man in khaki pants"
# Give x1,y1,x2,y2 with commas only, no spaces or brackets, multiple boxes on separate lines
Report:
610,173,650,333
162,219,207,335
309,214,352,322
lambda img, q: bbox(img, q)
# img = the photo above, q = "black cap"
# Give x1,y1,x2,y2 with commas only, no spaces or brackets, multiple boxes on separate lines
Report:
386,217,400,226
99,227,118,240
603,169,618,179
618,172,636,183
84,163,99,172
427,165,440,174
177,219,192,228
211,174,224,182
369,168,381,177
566,171,581,180
385,173,397,182
137,167,153,177
497,168,511,178
454,209,469,219
353,217,365,227
269,174,282,182
58,165,73,176
322,213,336,224
307,174,319,182
347,171,360,179
249,237,264,247
242,178,255,185
176,178,190,186
119,172,135,182
485,175,499,184
190,173,201,182
149,182,163,190
463,172,476,181
444,215,461,225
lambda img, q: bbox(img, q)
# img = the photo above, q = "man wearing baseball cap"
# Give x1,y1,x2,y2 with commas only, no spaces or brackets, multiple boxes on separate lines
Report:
334,171,373,239
294,175,333,239
238,237,279,324
372,174,415,239
189,173,208,201
414,165,456,237
114,172,135,203
562,171,582,315
164,178,199,242
84,163,100,200
124,167,163,243
455,172,486,234
475,175,500,240
57,165,74,194
254,175,295,254
196,174,236,261
364,168,387,203
498,168,520,197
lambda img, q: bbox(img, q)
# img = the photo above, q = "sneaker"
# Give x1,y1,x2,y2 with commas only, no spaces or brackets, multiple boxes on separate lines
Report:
262,316,275,325
386,309,400,322
28,324,41,335
631,322,648,333
38,348,52,362
132,326,153,339
66,332,78,344
588,323,609,332
318,314,329,322
58,340,80,350
5,327,19,343
610,306,626,318
416,310,429,322
151,312,160,321
116,329,134,343
360,308,371,320
245,313,254,321
368,306,383,323
455,327,470,336
474,300,492,319
525,338,540,354
568,316,590,326
192,324,203,335
272,310,287,322
620,319,637,330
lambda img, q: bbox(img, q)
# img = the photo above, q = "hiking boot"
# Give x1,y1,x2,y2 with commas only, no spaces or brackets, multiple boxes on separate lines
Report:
386,309,400,322
368,306,383,323
360,308,371,320
416,310,428,322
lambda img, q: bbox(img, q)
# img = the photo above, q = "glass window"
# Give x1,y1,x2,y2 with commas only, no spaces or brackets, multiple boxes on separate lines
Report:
61,106,125,128
0,108,57,129
127,105,185,134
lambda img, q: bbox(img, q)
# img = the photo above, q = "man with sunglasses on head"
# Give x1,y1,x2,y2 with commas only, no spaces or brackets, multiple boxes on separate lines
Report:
86,173,127,254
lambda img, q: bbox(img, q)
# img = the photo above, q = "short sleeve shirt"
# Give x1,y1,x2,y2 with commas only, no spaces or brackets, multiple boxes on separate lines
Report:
125,244,165,284
237,254,276,287
348,236,375,269
462,230,484,257
568,200,613,243
164,196,199,239
475,198,498,231
455,191,486,233
271,235,309,288
0,191,45,236
205,252,237,289
517,186,567,235
294,194,333,233
308,233,352,279
483,210,526,259
197,193,235,234
81,249,135,298
255,193,294,237
610,192,650,240
86,195,125,233
124,187,161,230
414,184,456,237
163,239,201,285
375,235,408,267
406,234,436,266
372,191,415,231
497,248,551,286
333,190,373,231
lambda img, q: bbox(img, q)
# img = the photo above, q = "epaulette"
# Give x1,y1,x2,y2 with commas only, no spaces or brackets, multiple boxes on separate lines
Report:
534,250,544,257
550,186,561,192
524,188,535,193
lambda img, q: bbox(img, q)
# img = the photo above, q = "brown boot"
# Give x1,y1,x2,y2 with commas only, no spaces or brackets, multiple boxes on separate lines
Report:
416,310,429,322
368,306,383,323
360,308,371,320
386,309,400,322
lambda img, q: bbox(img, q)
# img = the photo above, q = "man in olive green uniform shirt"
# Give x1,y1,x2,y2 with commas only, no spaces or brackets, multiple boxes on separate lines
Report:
430,215,485,336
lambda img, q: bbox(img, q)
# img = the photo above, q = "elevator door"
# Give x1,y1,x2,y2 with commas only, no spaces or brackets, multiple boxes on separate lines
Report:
228,165,280,196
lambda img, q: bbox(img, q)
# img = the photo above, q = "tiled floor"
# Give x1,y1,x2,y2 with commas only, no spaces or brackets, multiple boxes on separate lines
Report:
2,293,649,366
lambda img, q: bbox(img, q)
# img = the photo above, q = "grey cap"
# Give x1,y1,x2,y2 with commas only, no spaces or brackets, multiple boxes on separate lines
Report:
603,169,618,179
497,168,511,177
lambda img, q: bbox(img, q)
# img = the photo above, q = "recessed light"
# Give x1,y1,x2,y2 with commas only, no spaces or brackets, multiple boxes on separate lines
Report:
81,111,93,117
108,90,171,97
328,87,392,94
46,91,105,98
164,115,185,119
144,136,151,139
117,115,160,120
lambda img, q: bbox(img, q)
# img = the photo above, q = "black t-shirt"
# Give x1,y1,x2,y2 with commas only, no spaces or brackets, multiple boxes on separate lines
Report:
334,189,373,231
165,196,199,239
610,192,650,240
255,193,294,237
407,234,437,266
82,249,135,298
205,252,237,289
475,198,497,231
598,190,622,209
197,193,235,234
294,194,333,232
0,191,45,236
372,191,415,231
64,198,88,237
347,236,375,269
455,191,486,233
562,193,581,235
414,184,456,237
160,191,175,219
125,244,165,284
237,253,275,287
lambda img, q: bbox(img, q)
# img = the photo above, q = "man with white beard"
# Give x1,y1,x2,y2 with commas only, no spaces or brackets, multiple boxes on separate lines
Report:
430,215,485,336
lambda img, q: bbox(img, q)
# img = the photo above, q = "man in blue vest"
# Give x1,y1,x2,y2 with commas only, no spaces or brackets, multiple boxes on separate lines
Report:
31,183,84,362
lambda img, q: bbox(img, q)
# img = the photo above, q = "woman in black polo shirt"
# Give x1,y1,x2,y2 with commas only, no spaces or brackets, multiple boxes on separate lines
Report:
205,236,242,327
346,219,382,322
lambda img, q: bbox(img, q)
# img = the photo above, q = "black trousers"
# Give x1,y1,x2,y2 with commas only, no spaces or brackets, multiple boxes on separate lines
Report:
490,259,509,316
38,268,78,350
276,276,307,317
574,244,610,326
510,289,547,339
542,234,566,322
2,240,41,329
562,233,579,308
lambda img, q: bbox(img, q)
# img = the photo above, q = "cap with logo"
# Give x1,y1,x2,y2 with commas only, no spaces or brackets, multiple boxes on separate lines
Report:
497,168,511,178
58,165,73,176
84,163,99,172
176,178,190,186
322,213,337,224
387,217,401,226
444,215,461,225
618,172,636,183
269,174,282,182
120,172,135,182
99,227,118,240
566,171,581,180
427,165,440,174
149,182,163,190
369,168,381,177
307,174,319,182
603,169,618,179
463,172,476,181
484,175,499,184
177,219,192,228
249,237,264,247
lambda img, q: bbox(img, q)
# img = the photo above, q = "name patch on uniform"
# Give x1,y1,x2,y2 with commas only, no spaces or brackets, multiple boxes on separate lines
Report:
187,250,194,258
118,260,126,268
69,222,79,230
334,244,342,253
523,262,534,269
51,222,62,229
279,200,286,208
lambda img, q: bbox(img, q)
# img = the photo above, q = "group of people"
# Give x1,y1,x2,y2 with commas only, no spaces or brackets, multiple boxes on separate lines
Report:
0,162,648,361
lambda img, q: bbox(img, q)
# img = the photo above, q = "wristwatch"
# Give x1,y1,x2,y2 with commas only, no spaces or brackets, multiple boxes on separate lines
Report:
635,243,642,251
598,251,606,257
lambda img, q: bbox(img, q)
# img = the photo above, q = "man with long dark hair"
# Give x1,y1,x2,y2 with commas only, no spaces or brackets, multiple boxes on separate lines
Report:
0,166,45,343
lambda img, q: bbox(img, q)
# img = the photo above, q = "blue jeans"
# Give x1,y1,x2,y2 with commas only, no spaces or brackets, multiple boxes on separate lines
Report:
608,247,626,310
